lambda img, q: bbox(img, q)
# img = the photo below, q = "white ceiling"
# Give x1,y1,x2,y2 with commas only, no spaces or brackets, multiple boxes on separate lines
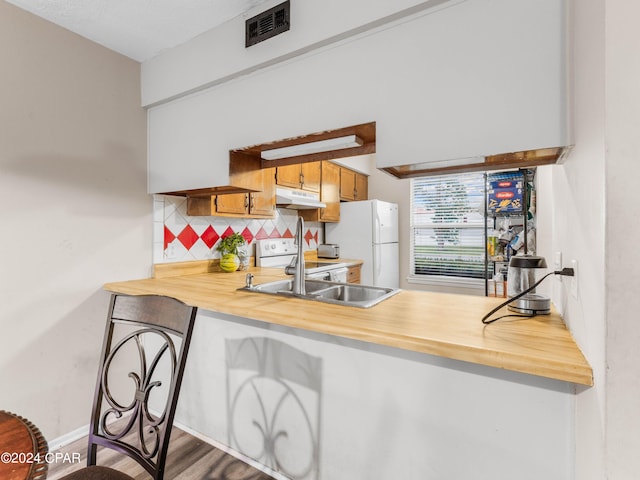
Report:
6,0,272,62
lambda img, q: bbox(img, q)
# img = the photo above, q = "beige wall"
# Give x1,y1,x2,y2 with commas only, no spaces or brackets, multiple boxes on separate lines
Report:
0,1,149,441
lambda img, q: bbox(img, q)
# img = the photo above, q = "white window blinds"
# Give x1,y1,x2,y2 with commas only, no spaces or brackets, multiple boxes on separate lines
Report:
410,172,486,279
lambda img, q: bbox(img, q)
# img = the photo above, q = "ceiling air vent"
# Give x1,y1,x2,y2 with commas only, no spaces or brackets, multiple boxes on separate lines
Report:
246,1,290,48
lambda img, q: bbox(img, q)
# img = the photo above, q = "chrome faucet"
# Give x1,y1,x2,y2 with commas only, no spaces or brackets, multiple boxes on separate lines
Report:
290,216,306,295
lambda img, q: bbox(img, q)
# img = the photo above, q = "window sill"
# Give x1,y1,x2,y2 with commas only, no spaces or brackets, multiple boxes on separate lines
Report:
407,275,485,295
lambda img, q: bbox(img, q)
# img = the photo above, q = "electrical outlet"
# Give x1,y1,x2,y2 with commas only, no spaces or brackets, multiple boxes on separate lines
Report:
166,244,177,259
570,259,578,299
554,252,562,281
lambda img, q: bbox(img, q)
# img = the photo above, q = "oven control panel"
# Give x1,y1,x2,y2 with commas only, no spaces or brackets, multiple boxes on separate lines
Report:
256,238,297,259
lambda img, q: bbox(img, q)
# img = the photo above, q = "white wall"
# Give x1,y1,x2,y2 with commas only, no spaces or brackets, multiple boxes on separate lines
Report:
146,0,568,194
604,0,640,477
141,0,460,106
562,1,607,475
540,0,640,477
0,1,149,441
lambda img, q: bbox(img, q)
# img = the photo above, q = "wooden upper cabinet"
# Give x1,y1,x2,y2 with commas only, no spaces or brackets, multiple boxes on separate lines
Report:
354,171,368,201
340,168,356,200
319,161,340,222
248,167,276,216
276,162,321,192
339,167,368,201
216,193,249,215
187,167,275,218
300,161,341,223
301,162,321,192
275,164,302,189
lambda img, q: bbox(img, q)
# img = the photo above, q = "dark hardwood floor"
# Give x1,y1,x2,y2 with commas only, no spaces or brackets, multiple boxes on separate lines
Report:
47,426,276,480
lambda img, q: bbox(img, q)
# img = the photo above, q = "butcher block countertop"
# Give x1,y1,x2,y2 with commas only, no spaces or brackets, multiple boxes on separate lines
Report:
104,262,592,386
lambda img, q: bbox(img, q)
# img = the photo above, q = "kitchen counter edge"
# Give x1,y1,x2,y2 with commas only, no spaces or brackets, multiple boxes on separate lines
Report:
104,267,593,387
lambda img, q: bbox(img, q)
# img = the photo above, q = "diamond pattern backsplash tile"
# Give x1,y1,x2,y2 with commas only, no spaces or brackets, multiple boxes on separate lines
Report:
200,226,219,249
176,224,199,251
155,196,324,264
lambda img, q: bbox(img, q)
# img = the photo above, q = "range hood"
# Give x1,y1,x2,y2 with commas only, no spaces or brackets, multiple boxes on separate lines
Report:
276,187,326,209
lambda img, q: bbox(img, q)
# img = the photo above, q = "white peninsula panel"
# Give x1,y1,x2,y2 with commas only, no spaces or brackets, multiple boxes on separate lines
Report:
176,310,574,480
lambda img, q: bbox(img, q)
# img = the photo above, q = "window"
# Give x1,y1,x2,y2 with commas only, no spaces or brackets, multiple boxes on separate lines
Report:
410,172,486,281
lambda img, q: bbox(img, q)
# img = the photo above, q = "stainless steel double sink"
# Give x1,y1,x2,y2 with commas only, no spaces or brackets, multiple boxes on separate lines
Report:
239,278,400,308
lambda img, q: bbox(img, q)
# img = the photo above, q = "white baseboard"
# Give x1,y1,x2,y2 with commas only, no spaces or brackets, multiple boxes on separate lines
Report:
48,424,89,452
49,419,290,480
172,420,291,480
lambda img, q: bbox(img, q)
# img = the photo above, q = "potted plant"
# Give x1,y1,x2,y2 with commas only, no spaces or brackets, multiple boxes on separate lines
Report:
216,232,246,272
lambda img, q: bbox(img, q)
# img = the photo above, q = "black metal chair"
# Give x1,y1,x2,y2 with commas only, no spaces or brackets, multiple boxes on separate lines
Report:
60,294,197,480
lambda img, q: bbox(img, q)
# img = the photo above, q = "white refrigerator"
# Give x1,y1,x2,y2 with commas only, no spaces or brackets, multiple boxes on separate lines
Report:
326,199,399,288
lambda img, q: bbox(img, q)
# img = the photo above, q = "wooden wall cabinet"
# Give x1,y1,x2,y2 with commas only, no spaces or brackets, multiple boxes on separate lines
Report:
276,162,321,192
300,161,341,223
355,172,368,201
340,167,368,201
187,167,275,218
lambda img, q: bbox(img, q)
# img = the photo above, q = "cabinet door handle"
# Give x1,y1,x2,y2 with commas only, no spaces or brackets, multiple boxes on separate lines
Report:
249,194,254,211
300,172,304,187
244,194,249,209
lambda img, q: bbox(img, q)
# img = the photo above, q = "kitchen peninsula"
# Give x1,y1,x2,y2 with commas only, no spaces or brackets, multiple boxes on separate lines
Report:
104,264,591,480
106,263,591,385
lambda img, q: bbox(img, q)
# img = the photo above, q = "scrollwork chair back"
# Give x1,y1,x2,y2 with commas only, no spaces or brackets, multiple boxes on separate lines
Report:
60,294,197,480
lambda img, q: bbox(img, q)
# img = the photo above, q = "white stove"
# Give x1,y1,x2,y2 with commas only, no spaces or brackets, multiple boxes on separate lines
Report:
255,238,349,281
